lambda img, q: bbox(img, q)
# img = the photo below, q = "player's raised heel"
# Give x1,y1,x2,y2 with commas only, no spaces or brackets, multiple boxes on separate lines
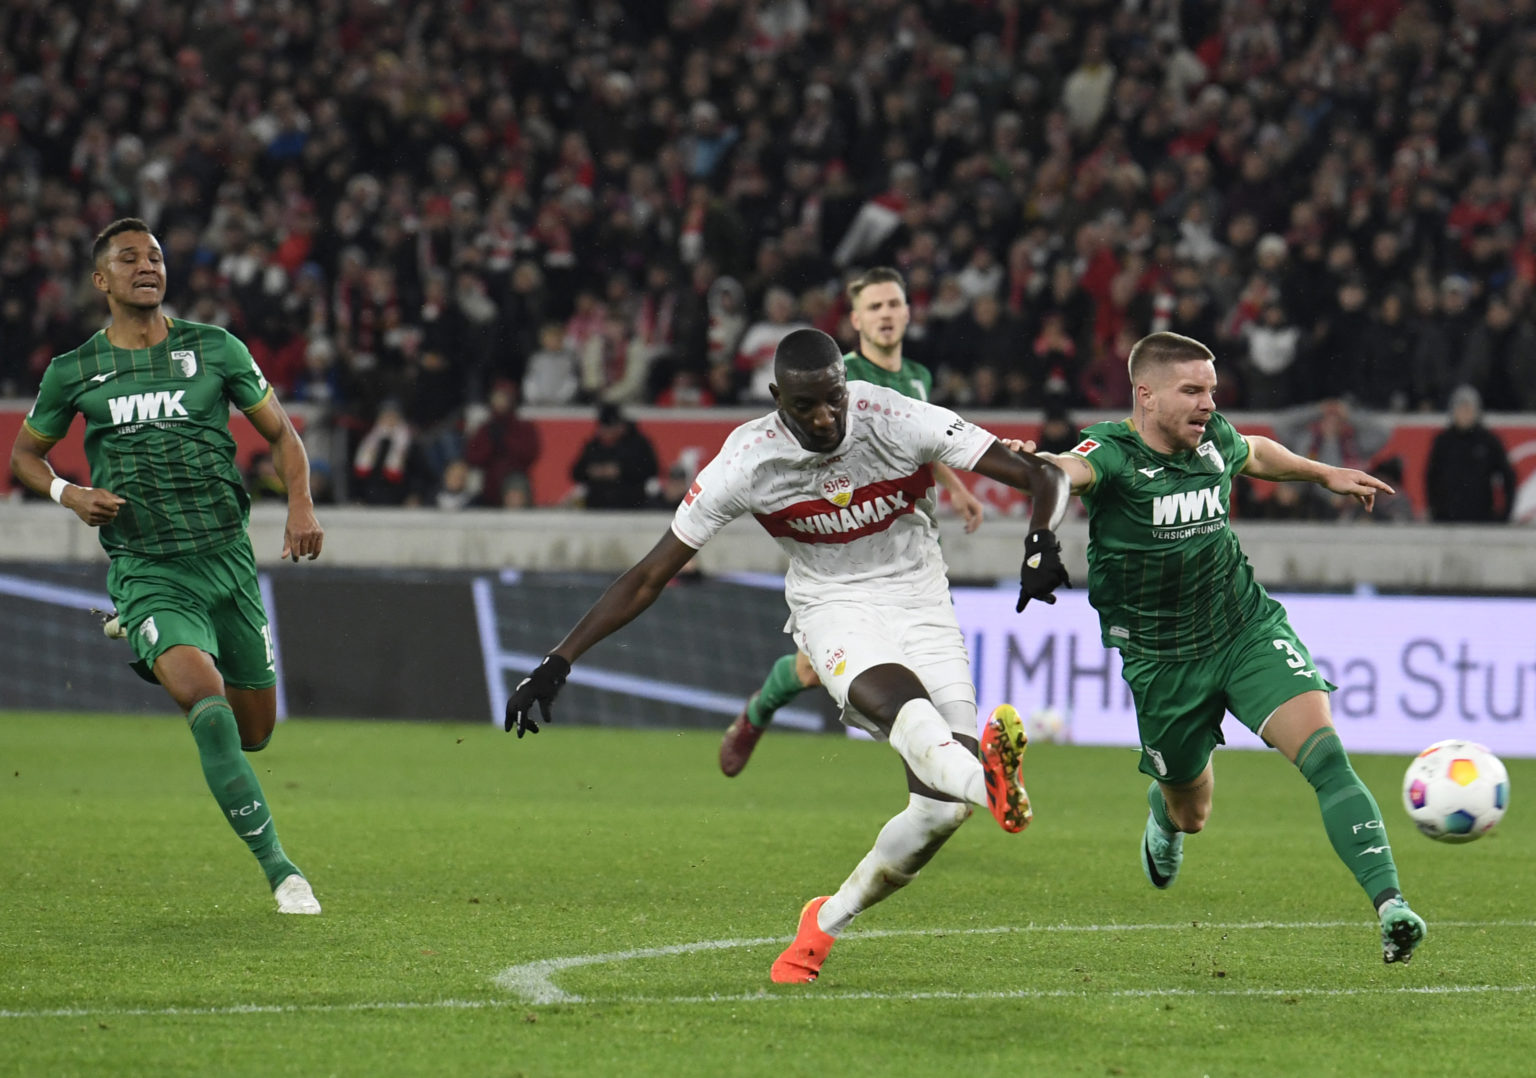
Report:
980,704,1031,833
1379,897,1426,964
274,874,322,915
720,697,766,777
770,896,835,983
1140,811,1184,889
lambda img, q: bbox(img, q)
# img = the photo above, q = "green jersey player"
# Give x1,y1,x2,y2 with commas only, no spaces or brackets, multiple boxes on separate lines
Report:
718,267,985,776
1038,331,1424,963
10,218,325,916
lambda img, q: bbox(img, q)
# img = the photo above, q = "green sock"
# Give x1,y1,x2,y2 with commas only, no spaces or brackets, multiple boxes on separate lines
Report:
1146,781,1177,834
1296,729,1401,907
188,696,299,890
747,654,810,729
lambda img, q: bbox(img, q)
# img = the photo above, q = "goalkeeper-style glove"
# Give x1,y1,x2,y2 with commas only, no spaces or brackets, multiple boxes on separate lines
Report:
504,654,572,737
1016,528,1070,612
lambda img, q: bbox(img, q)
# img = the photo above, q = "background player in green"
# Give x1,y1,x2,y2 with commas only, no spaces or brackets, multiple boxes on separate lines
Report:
1026,330,1425,963
718,266,986,775
9,218,326,916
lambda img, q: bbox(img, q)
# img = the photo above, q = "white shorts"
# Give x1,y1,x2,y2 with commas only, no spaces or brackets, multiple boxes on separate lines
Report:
792,598,976,739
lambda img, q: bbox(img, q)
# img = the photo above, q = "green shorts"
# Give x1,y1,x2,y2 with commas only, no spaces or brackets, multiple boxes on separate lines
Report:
1119,599,1336,785
106,538,276,691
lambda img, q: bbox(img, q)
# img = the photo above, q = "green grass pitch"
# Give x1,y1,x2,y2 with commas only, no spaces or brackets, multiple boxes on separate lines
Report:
2,711,1532,1077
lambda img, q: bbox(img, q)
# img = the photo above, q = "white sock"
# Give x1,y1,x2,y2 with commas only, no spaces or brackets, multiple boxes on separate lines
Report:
888,698,987,807
819,794,972,936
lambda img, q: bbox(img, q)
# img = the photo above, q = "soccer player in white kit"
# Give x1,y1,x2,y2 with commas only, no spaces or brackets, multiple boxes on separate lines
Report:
504,328,1071,983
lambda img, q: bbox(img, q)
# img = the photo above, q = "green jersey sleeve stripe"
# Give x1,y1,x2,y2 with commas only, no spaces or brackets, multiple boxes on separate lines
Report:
239,386,275,414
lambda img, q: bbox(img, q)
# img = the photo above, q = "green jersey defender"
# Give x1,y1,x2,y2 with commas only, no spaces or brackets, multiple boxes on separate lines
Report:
1048,329,1422,966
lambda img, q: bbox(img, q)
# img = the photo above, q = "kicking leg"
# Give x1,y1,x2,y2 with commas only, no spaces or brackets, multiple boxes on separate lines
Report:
720,651,820,776
1263,690,1424,962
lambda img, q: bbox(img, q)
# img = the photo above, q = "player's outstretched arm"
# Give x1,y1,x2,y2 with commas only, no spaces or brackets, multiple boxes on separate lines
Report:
505,530,700,736
247,397,324,561
1242,434,1396,512
970,441,1073,610
9,425,125,525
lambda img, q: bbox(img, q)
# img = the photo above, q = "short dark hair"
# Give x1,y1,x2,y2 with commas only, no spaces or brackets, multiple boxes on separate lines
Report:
92,218,155,265
773,328,843,380
1127,331,1214,384
846,266,906,305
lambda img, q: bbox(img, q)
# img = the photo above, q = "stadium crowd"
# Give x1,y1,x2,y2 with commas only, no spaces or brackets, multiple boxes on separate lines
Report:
2,0,1533,513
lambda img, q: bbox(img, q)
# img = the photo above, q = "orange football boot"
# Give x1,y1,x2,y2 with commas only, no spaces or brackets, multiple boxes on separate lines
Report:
770,896,836,983
980,704,1032,833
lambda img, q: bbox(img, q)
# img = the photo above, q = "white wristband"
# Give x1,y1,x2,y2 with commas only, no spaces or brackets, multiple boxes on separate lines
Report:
49,476,70,504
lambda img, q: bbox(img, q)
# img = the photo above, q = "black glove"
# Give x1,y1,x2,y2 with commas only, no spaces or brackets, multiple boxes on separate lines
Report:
504,654,572,737
1016,528,1070,612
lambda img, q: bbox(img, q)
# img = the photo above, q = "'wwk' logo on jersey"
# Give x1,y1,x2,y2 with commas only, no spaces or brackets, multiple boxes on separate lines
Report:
107,390,188,425
1151,485,1224,526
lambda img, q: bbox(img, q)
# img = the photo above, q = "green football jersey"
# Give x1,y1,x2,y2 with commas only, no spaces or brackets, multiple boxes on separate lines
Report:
24,318,274,559
1069,413,1267,661
844,350,933,401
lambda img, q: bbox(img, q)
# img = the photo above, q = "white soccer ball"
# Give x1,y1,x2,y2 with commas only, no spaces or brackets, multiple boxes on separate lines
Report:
1401,739,1510,843
1024,707,1069,745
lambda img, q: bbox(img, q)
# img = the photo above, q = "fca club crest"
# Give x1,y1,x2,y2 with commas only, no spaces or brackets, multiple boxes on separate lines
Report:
822,474,854,507
171,350,198,377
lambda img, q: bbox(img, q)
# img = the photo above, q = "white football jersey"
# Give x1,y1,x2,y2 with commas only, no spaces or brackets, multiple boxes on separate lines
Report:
671,382,995,619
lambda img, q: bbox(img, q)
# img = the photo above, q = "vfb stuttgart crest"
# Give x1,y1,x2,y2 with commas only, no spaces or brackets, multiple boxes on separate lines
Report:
821,474,854,507
171,350,198,377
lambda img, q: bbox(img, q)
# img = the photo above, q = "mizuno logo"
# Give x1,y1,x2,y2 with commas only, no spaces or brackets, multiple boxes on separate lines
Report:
240,819,272,838
90,371,120,384
1359,844,1390,856
107,389,188,425
1151,485,1224,526
1137,467,1164,478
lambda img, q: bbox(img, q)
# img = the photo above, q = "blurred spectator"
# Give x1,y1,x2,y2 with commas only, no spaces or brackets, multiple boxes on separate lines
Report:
1425,386,1517,523
1458,293,1536,413
522,323,582,406
735,287,808,402
435,459,482,511
463,380,541,509
1241,302,1302,409
568,403,660,510
351,400,424,506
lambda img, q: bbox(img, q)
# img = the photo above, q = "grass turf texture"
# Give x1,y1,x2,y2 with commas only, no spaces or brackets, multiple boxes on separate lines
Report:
2,712,1532,1078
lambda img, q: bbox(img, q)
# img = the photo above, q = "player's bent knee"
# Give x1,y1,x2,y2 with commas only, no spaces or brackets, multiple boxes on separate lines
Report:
242,732,273,753
911,793,973,835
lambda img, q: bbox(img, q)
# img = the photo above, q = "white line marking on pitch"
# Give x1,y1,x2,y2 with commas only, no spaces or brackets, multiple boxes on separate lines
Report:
493,919,1536,1005
4,920,1531,1019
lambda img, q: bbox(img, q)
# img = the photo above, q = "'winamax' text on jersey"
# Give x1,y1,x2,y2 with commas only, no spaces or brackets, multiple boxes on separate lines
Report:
671,382,994,620
23,319,274,558
1070,413,1269,661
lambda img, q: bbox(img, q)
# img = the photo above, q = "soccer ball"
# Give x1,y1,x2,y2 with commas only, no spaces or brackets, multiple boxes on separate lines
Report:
1024,707,1069,744
1401,739,1510,843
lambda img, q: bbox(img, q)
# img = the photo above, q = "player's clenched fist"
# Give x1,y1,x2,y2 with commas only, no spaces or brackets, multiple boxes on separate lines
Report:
1016,528,1069,612
504,653,571,737
64,485,126,527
